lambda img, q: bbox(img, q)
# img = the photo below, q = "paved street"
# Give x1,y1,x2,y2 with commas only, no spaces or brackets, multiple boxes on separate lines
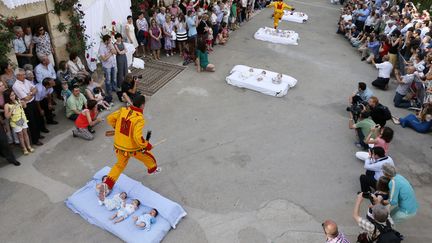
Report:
1,1,431,242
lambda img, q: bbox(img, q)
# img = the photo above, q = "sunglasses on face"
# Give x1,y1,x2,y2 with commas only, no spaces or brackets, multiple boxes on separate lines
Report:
39,28,44,32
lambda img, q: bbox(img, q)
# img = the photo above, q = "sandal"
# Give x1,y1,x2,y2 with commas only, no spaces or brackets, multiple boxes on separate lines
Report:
28,147,35,153
23,149,29,155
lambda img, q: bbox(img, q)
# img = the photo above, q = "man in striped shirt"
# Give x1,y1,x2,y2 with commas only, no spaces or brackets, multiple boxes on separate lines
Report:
322,219,350,243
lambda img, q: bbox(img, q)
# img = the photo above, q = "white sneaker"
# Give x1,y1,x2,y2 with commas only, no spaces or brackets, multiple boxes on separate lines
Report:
166,53,169,57
149,167,162,175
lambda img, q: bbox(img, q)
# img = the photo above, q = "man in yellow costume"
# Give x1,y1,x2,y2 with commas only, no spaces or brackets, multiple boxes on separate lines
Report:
99,95,160,199
267,0,295,29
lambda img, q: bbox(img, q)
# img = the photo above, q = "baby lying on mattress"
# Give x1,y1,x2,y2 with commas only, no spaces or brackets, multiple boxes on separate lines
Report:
99,192,127,210
133,209,158,231
110,199,141,224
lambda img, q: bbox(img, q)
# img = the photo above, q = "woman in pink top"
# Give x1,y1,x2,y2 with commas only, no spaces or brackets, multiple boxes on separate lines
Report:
355,126,394,161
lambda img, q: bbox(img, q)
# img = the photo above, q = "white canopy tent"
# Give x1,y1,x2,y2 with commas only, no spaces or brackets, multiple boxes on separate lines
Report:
80,0,133,71
1,0,44,9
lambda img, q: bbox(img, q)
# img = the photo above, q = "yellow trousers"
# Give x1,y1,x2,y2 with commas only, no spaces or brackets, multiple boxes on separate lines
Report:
105,150,157,189
274,12,283,29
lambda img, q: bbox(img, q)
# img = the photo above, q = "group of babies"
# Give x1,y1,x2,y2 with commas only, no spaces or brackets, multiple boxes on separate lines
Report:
96,176,158,231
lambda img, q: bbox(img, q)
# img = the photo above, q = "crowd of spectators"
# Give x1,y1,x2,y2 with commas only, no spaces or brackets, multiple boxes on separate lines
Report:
328,1,425,242
0,0,267,164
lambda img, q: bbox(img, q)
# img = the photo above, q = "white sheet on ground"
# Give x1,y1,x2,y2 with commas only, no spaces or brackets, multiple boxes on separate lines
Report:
254,27,299,45
65,166,187,243
226,65,298,97
281,10,309,23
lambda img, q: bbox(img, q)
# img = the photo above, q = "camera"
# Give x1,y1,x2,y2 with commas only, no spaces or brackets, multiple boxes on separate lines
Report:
346,101,366,122
362,192,371,199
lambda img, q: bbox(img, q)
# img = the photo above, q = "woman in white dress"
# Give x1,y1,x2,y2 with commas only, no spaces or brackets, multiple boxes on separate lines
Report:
125,15,139,53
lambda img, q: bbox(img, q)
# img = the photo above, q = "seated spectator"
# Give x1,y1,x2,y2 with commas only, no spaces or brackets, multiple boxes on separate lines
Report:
393,67,416,108
349,82,373,105
67,52,89,80
349,111,376,150
353,194,398,242
321,219,350,243
61,81,72,106
359,147,394,193
34,55,56,84
196,41,215,72
362,33,380,63
356,126,394,161
72,99,102,140
392,103,432,133
366,96,392,127
371,55,393,90
380,164,418,224
66,85,87,121
35,78,58,125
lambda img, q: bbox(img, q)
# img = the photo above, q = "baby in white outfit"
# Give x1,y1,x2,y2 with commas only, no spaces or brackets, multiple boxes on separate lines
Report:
100,192,127,210
110,199,140,224
133,208,158,231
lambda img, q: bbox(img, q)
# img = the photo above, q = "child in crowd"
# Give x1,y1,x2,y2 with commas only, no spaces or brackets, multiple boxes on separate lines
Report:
110,199,141,224
216,28,227,45
3,90,34,155
61,81,72,106
93,87,111,110
100,192,127,210
206,27,214,51
133,208,158,231
221,22,229,39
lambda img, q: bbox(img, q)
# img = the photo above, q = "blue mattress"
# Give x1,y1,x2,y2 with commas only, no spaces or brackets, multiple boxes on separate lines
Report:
65,167,187,243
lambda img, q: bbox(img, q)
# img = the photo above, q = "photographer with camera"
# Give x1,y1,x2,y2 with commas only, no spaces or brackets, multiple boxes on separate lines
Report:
349,110,376,150
359,147,394,193
367,96,392,127
349,82,373,106
120,74,141,105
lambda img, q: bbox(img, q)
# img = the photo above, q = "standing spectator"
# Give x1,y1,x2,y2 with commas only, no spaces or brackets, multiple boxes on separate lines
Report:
67,52,89,80
3,89,34,155
13,26,32,67
35,78,58,125
34,55,56,83
66,85,87,121
114,33,128,89
72,99,102,140
0,62,16,88
322,219,350,243
170,2,181,17
176,13,188,56
359,147,395,193
23,26,33,51
99,35,118,99
136,12,149,57
32,26,55,65
371,55,393,90
354,4,370,31
381,164,418,223
157,7,167,27
186,10,198,59
149,19,162,60
125,15,139,55
0,117,20,165
393,67,415,108
163,14,176,57
388,30,402,70
12,68,44,145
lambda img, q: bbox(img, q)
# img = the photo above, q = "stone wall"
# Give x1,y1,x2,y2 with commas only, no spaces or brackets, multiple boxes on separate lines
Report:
0,0,71,66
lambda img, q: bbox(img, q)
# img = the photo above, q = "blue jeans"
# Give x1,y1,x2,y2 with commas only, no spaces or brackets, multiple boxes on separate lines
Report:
393,92,411,108
103,66,117,96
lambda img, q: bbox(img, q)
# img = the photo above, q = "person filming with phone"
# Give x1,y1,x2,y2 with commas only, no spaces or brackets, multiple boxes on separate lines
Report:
359,147,394,193
120,74,141,105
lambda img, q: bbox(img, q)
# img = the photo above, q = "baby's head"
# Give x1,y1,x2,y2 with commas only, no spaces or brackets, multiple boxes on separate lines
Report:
132,199,141,208
119,192,127,200
149,208,158,217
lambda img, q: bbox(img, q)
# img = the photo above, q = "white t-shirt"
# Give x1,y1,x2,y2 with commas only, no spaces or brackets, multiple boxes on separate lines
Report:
375,61,393,78
342,14,352,22
12,79,35,103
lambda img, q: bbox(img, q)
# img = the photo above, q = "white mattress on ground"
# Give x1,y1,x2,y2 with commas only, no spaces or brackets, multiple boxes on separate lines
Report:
281,11,309,23
226,65,298,97
254,27,299,45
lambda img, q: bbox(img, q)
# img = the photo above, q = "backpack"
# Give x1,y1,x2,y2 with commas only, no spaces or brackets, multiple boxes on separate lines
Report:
372,220,403,243
379,105,392,121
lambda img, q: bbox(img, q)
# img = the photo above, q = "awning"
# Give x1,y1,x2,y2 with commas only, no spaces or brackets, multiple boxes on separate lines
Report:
1,0,44,9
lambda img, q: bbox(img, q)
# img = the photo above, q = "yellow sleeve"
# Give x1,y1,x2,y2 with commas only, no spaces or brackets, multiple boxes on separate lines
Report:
267,2,275,8
283,3,294,10
133,118,149,149
107,108,122,128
